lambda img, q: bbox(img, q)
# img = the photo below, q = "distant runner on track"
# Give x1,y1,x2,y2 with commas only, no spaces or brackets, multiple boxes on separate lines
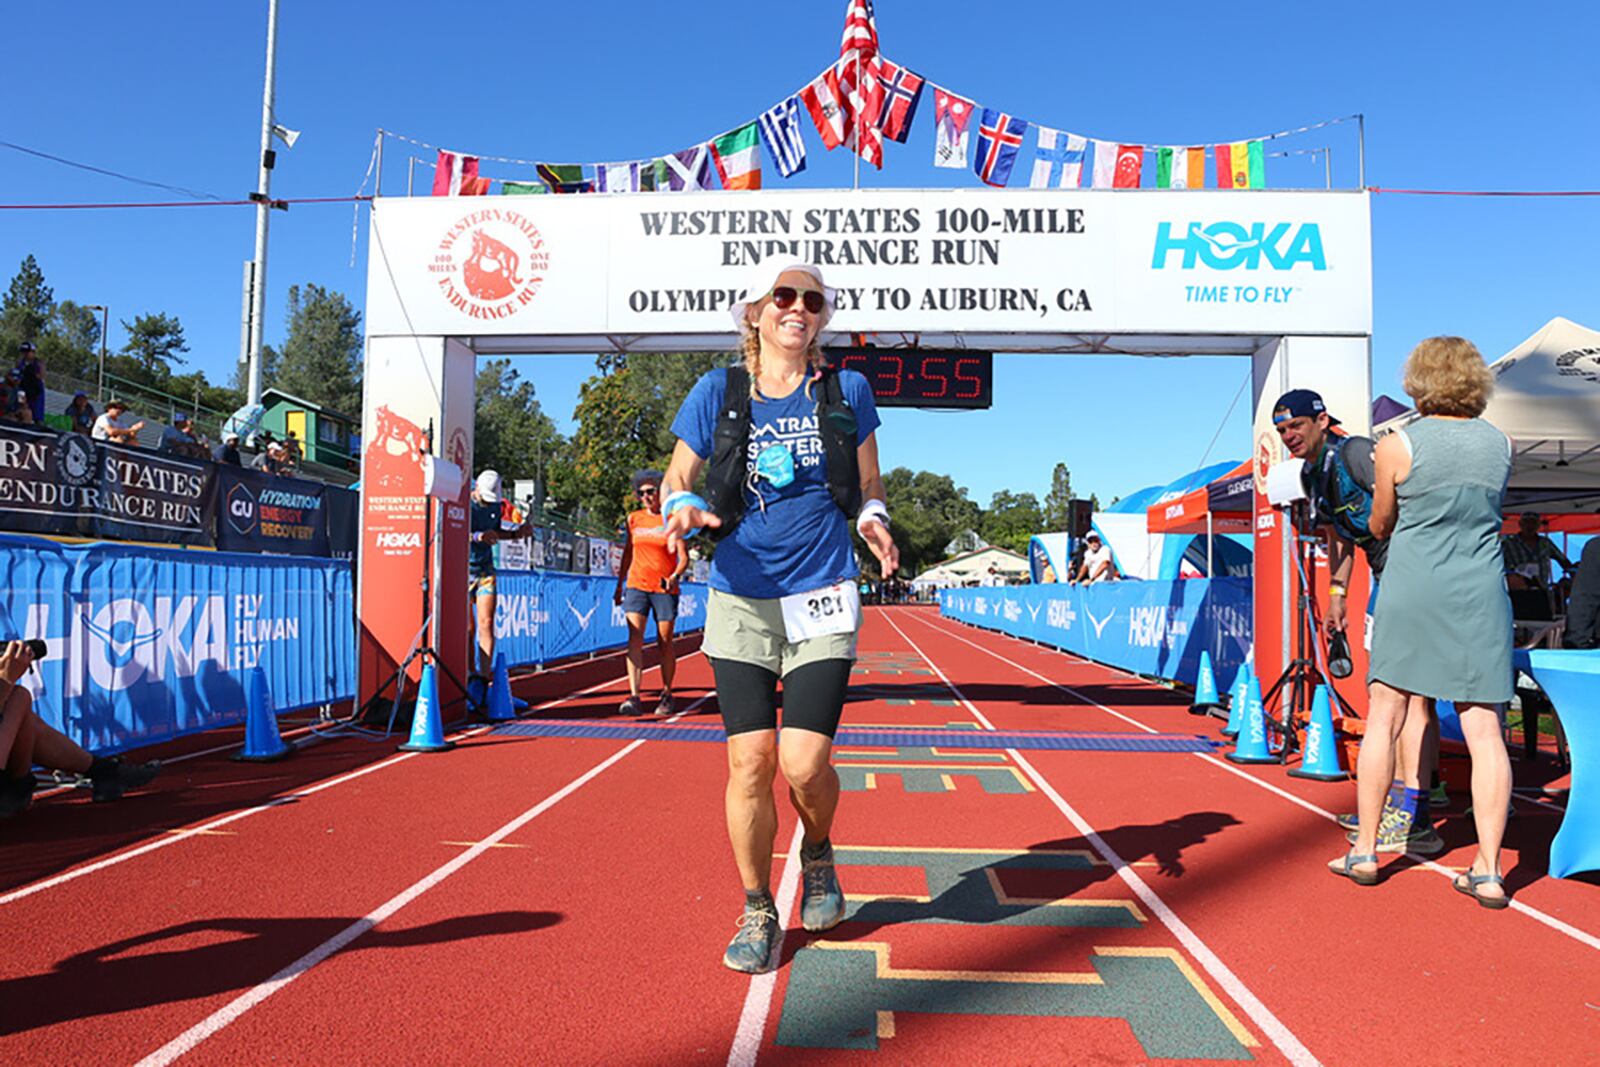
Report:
613,470,688,717
662,260,898,973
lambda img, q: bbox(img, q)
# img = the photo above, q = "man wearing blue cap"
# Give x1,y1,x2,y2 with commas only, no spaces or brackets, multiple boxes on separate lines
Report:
1273,388,1440,854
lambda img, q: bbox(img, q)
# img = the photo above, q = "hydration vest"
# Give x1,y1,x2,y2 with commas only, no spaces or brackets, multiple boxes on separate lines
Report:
1309,435,1386,571
702,364,862,541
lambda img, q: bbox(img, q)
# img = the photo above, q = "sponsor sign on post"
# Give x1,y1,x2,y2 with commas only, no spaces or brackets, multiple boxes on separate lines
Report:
215,467,334,556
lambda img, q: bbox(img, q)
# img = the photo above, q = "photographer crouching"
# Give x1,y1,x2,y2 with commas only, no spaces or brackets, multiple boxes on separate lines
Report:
1272,389,1442,856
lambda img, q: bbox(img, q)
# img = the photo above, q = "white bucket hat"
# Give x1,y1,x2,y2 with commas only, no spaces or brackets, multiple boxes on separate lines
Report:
474,469,502,503
728,260,837,332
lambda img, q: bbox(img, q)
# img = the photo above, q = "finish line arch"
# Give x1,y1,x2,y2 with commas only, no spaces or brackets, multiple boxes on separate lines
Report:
358,188,1373,713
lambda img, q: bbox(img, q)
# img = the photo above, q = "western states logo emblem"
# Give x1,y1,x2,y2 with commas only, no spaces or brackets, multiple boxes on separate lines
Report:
1152,222,1326,271
226,481,258,535
52,432,97,487
432,209,548,320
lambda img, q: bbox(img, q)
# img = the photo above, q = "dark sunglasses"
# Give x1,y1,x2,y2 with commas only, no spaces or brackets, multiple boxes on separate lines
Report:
770,286,826,314
638,485,660,495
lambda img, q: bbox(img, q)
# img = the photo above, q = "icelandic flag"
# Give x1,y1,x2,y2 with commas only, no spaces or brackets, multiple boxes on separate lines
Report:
758,96,807,179
972,109,1027,188
1030,128,1086,188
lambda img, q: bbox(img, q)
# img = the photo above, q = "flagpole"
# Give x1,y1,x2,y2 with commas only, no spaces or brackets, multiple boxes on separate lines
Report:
245,0,279,410
852,49,861,191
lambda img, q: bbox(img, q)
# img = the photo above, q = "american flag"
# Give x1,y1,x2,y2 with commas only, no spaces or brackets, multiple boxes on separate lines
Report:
839,0,878,59
837,56,884,169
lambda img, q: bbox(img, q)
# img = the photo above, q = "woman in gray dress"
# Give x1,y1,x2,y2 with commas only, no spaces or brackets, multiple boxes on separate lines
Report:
1329,337,1514,908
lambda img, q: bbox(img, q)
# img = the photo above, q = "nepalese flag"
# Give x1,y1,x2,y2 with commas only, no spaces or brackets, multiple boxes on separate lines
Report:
1113,144,1143,188
660,145,713,191
972,109,1027,187
596,162,642,193
837,55,884,168
800,66,849,150
711,122,762,190
872,58,923,143
839,0,878,59
931,85,975,169
537,163,595,194
432,150,481,196
1215,139,1266,188
758,96,807,178
1156,146,1207,189
1088,139,1117,188
1029,127,1087,188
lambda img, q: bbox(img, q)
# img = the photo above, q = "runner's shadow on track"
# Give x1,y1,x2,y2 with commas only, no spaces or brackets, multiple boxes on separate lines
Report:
821,812,1241,941
0,910,562,1037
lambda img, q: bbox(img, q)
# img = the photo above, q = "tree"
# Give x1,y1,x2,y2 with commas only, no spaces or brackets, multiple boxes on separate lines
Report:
474,358,564,509
1042,462,1075,530
873,468,982,580
120,312,188,380
29,300,101,383
0,255,54,359
231,343,280,397
273,284,363,415
979,490,1044,554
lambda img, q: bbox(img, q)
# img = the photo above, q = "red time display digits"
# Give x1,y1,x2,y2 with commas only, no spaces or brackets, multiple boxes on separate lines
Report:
825,348,993,409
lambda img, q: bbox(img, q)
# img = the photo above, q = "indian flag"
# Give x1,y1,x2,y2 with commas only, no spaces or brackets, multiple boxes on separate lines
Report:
1157,146,1207,189
712,122,763,190
1215,140,1265,189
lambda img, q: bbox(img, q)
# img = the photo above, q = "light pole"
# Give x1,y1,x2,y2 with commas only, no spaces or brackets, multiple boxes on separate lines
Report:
245,0,280,408
84,304,109,403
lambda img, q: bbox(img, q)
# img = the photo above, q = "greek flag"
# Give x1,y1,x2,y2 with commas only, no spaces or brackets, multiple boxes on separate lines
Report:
758,96,808,179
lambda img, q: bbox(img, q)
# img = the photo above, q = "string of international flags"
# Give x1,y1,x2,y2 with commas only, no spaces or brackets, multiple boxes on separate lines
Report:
408,1,1352,198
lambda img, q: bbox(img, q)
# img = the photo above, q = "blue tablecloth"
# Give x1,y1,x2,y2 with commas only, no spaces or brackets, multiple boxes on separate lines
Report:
1513,649,1600,879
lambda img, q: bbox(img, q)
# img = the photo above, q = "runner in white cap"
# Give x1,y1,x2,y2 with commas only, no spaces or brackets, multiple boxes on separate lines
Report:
662,259,898,973
469,469,530,690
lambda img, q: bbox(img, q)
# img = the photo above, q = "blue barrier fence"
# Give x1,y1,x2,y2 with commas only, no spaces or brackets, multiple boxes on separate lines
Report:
0,533,355,755
488,570,708,669
939,579,1252,693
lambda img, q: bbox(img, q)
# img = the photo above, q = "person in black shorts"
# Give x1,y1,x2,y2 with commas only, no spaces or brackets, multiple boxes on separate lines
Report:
613,471,688,716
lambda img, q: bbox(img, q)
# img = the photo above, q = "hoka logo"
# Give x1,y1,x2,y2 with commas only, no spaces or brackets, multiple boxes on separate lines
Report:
1046,600,1076,631
1128,605,1190,649
1001,599,1022,623
1151,222,1327,271
375,531,421,549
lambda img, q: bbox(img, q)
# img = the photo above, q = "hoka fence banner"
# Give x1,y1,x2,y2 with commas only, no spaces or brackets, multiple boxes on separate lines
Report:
487,570,707,668
0,424,216,546
939,578,1252,692
0,533,355,754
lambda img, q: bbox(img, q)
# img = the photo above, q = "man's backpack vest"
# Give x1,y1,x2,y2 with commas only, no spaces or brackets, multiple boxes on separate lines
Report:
702,365,862,540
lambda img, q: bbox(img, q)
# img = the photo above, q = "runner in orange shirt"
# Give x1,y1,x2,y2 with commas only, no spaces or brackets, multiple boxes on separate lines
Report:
614,470,689,716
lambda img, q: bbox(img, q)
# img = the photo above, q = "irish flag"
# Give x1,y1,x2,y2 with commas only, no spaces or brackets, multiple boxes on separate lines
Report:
1214,140,1265,189
1157,146,1207,189
712,122,763,190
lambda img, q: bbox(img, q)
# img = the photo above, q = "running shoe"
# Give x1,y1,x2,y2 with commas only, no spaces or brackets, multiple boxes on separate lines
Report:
799,843,846,932
1336,798,1399,832
723,901,780,974
0,772,36,817
89,757,161,803
618,695,646,717
654,691,675,718
1429,781,1449,808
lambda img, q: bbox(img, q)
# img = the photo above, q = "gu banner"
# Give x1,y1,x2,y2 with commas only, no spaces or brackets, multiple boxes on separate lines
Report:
0,425,215,546
215,467,333,556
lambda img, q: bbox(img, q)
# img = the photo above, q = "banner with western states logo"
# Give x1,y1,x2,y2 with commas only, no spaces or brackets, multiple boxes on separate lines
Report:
939,578,1251,693
0,424,216,546
0,533,355,754
487,569,707,669
365,190,1371,344
216,466,342,556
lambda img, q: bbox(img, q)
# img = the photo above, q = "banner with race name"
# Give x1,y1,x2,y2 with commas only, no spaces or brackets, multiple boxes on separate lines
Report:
939,578,1252,693
0,533,356,754
0,424,216,546
487,569,707,669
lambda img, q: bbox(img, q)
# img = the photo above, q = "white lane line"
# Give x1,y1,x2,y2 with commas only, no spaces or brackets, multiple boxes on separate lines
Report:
137,693,712,1066
1,655,703,907
913,613,1600,954
726,821,805,1067
885,612,1318,1067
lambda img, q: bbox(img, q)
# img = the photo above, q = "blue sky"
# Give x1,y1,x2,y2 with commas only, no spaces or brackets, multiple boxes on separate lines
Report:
4,2,1596,509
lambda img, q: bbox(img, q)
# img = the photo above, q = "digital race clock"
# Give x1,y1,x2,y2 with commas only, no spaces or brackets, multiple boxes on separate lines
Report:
823,347,993,409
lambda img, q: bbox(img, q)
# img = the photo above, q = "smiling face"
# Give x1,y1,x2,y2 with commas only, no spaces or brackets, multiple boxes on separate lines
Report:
637,481,661,515
1274,412,1330,460
751,269,825,357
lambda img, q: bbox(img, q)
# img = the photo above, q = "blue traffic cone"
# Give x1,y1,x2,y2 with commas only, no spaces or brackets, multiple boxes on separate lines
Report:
1189,651,1222,716
235,667,292,762
1225,673,1275,764
1221,667,1250,738
1289,685,1348,780
399,663,455,752
486,653,517,722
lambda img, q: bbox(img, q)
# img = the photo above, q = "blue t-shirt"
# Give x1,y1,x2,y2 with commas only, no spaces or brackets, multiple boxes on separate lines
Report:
672,367,881,599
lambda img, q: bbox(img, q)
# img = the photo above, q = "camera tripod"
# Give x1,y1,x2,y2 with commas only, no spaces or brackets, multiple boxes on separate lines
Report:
1258,501,1354,762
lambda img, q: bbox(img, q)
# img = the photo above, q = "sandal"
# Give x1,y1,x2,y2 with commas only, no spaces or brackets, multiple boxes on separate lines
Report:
1328,851,1380,886
1453,870,1510,910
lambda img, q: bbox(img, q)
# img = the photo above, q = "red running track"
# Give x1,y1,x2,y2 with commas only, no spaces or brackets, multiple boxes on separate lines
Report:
1,607,1595,1065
